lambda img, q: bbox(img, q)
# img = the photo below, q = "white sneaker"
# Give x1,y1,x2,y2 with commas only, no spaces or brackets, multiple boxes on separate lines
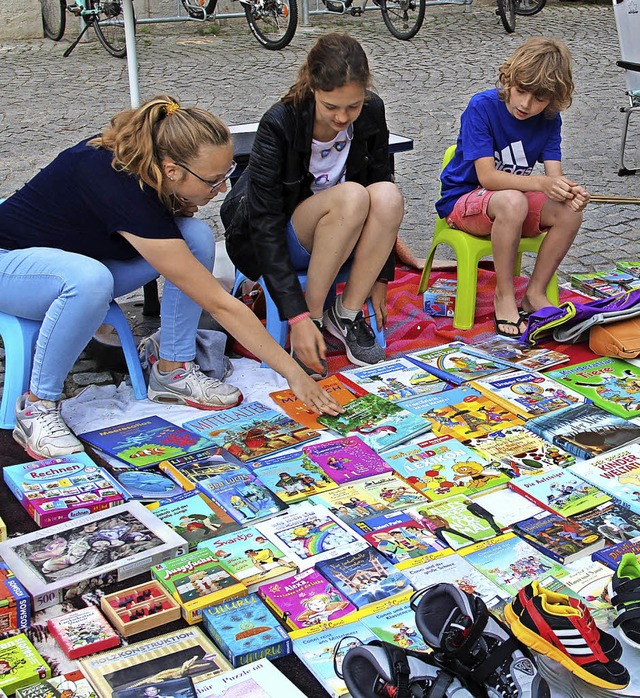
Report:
147,361,243,410
13,394,85,459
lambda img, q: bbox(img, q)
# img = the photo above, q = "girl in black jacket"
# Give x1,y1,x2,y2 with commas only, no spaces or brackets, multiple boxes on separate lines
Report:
222,33,404,377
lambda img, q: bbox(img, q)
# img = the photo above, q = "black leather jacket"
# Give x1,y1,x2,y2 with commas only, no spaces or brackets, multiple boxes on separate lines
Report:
220,91,396,321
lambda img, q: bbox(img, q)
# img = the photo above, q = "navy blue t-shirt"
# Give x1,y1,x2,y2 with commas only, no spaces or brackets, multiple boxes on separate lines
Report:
0,138,182,260
436,89,562,218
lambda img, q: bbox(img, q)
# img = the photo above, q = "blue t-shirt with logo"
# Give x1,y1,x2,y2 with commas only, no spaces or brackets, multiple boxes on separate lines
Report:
436,88,562,218
0,138,182,260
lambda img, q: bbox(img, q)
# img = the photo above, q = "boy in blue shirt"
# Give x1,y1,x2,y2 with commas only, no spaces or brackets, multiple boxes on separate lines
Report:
437,37,589,338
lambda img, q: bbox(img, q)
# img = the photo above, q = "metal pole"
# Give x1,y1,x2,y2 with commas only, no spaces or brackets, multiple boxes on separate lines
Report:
302,0,310,26
123,0,140,107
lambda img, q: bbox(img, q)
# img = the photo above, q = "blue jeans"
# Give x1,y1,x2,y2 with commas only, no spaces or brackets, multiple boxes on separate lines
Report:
0,217,215,401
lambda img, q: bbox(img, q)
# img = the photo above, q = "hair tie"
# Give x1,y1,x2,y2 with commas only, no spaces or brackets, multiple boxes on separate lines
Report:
165,101,180,116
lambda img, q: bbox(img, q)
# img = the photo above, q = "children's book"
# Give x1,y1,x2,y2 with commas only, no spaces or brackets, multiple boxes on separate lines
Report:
316,393,432,452
548,357,640,419
15,670,97,698
79,416,214,469
337,356,449,404
549,557,615,625
508,467,611,517
194,657,308,698
406,342,512,385
469,369,584,420
351,511,447,563
466,426,576,479
158,446,246,491
571,271,636,298
382,434,510,501
253,502,368,571
460,532,567,597
146,491,240,550
360,599,430,651
2,453,126,527
467,486,544,528
183,401,320,462
257,567,356,631
460,336,570,372
568,443,640,516
405,494,504,551
269,375,361,430
111,468,185,502
196,466,287,525
47,605,120,659
591,538,640,571
250,449,338,504
616,260,640,279
525,402,640,461
0,634,51,695
511,511,605,564
196,525,298,590
303,436,393,484
401,385,525,441
201,593,292,667
570,500,640,544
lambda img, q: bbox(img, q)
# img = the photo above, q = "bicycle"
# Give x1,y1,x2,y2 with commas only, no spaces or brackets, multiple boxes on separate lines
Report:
496,0,515,33
319,0,426,40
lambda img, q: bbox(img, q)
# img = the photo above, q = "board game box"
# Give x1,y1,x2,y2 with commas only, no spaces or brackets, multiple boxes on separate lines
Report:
15,670,97,698
0,561,31,631
47,605,120,659
0,634,51,695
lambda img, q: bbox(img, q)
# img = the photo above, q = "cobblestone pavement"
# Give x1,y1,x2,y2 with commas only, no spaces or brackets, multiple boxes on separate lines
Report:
0,0,639,393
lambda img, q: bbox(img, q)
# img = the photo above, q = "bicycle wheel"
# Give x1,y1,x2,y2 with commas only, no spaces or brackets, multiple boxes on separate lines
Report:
496,0,516,33
380,0,426,40
180,0,217,19
92,1,130,58
515,0,546,15
41,0,66,41
244,0,297,51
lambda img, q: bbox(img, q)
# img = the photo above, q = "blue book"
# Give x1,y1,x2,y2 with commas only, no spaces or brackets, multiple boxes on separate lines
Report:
110,468,185,502
591,538,640,571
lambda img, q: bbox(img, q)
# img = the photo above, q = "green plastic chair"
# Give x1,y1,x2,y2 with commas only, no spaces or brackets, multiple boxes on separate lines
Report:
418,145,559,330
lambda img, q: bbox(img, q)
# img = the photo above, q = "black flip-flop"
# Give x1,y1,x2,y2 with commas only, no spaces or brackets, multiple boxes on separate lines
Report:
494,313,527,339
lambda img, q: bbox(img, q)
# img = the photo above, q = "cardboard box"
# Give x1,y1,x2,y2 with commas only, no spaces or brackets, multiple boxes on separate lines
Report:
0,562,31,631
423,278,457,317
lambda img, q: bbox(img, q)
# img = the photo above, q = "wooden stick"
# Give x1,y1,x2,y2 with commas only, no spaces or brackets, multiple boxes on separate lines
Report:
590,194,640,204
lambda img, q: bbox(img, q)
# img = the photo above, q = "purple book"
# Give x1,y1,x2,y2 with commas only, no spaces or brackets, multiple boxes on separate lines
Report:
303,437,393,484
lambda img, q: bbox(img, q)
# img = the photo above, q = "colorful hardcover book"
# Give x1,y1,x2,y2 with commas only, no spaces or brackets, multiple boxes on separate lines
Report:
183,401,320,462
146,491,240,551
511,511,605,564
406,342,512,385
469,369,584,420
201,593,292,667
78,627,231,695
550,557,615,621
113,678,197,698
548,357,640,419
269,375,361,430
257,567,356,631
351,511,446,563
316,393,432,452
591,538,640,571
196,525,297,589
467,486,544,528
337,356,449,403
15,670,97,698
466,426,576,478
460,336,570,372
3,453,126,527
303,436,393,484
382,434,510,500
525,402,640,461
253,502,368,571
47,605,120,659
508,467,611,517
152,547,247,624
460,532,567,597
360,599,430,651
79,416,214,469
401,385,525,441
250,449,338,504
195,466,287,525
111,468,185,502
570,500,640,544
616,260,640,279
158,446,245,491
568,444,640,516
0,634,51,695
406,494,504,551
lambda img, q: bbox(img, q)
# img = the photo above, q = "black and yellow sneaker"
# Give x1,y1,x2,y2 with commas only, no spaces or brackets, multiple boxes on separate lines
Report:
610,552,640,649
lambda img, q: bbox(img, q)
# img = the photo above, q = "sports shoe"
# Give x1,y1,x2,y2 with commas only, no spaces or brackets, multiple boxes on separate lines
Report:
13,394,85,459
505,580,630,690
148,361,243,410
610,552,640,649
412,582,549,698
324,301,385,367
338,639,474,698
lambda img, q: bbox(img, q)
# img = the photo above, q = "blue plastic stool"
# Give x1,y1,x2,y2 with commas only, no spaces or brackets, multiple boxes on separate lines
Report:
0,301,147,429
232,269,386,368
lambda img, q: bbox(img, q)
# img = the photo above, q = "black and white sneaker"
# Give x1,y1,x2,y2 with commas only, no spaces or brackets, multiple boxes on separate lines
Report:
324,300,385,367
610,552,640,649
412,583,549,698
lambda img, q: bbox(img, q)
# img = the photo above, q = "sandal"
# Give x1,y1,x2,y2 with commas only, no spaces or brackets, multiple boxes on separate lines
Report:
494,313,527,339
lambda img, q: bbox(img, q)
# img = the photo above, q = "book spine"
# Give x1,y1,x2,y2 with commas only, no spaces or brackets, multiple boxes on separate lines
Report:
334,373,370,398
158,463,196,491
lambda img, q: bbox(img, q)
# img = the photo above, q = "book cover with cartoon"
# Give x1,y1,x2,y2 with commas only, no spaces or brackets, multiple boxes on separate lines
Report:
303,436,393,484
158,446,245,491
360,600,429,651
460,336,569,372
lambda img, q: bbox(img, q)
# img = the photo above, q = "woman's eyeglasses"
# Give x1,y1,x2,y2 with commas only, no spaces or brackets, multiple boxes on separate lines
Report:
176,161,237,192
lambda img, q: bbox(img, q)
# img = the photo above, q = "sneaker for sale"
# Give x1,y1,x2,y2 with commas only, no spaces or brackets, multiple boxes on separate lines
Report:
412,582,549,698
339,639,474,698
324,301,385,367
505,580,630,690
148,361,243,410
13,394,85,459
610,552,640,649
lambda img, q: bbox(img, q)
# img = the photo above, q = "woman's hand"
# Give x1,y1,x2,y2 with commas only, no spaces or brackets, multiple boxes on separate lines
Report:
287,370,344,416
289,318,326,375
369,280,388,332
